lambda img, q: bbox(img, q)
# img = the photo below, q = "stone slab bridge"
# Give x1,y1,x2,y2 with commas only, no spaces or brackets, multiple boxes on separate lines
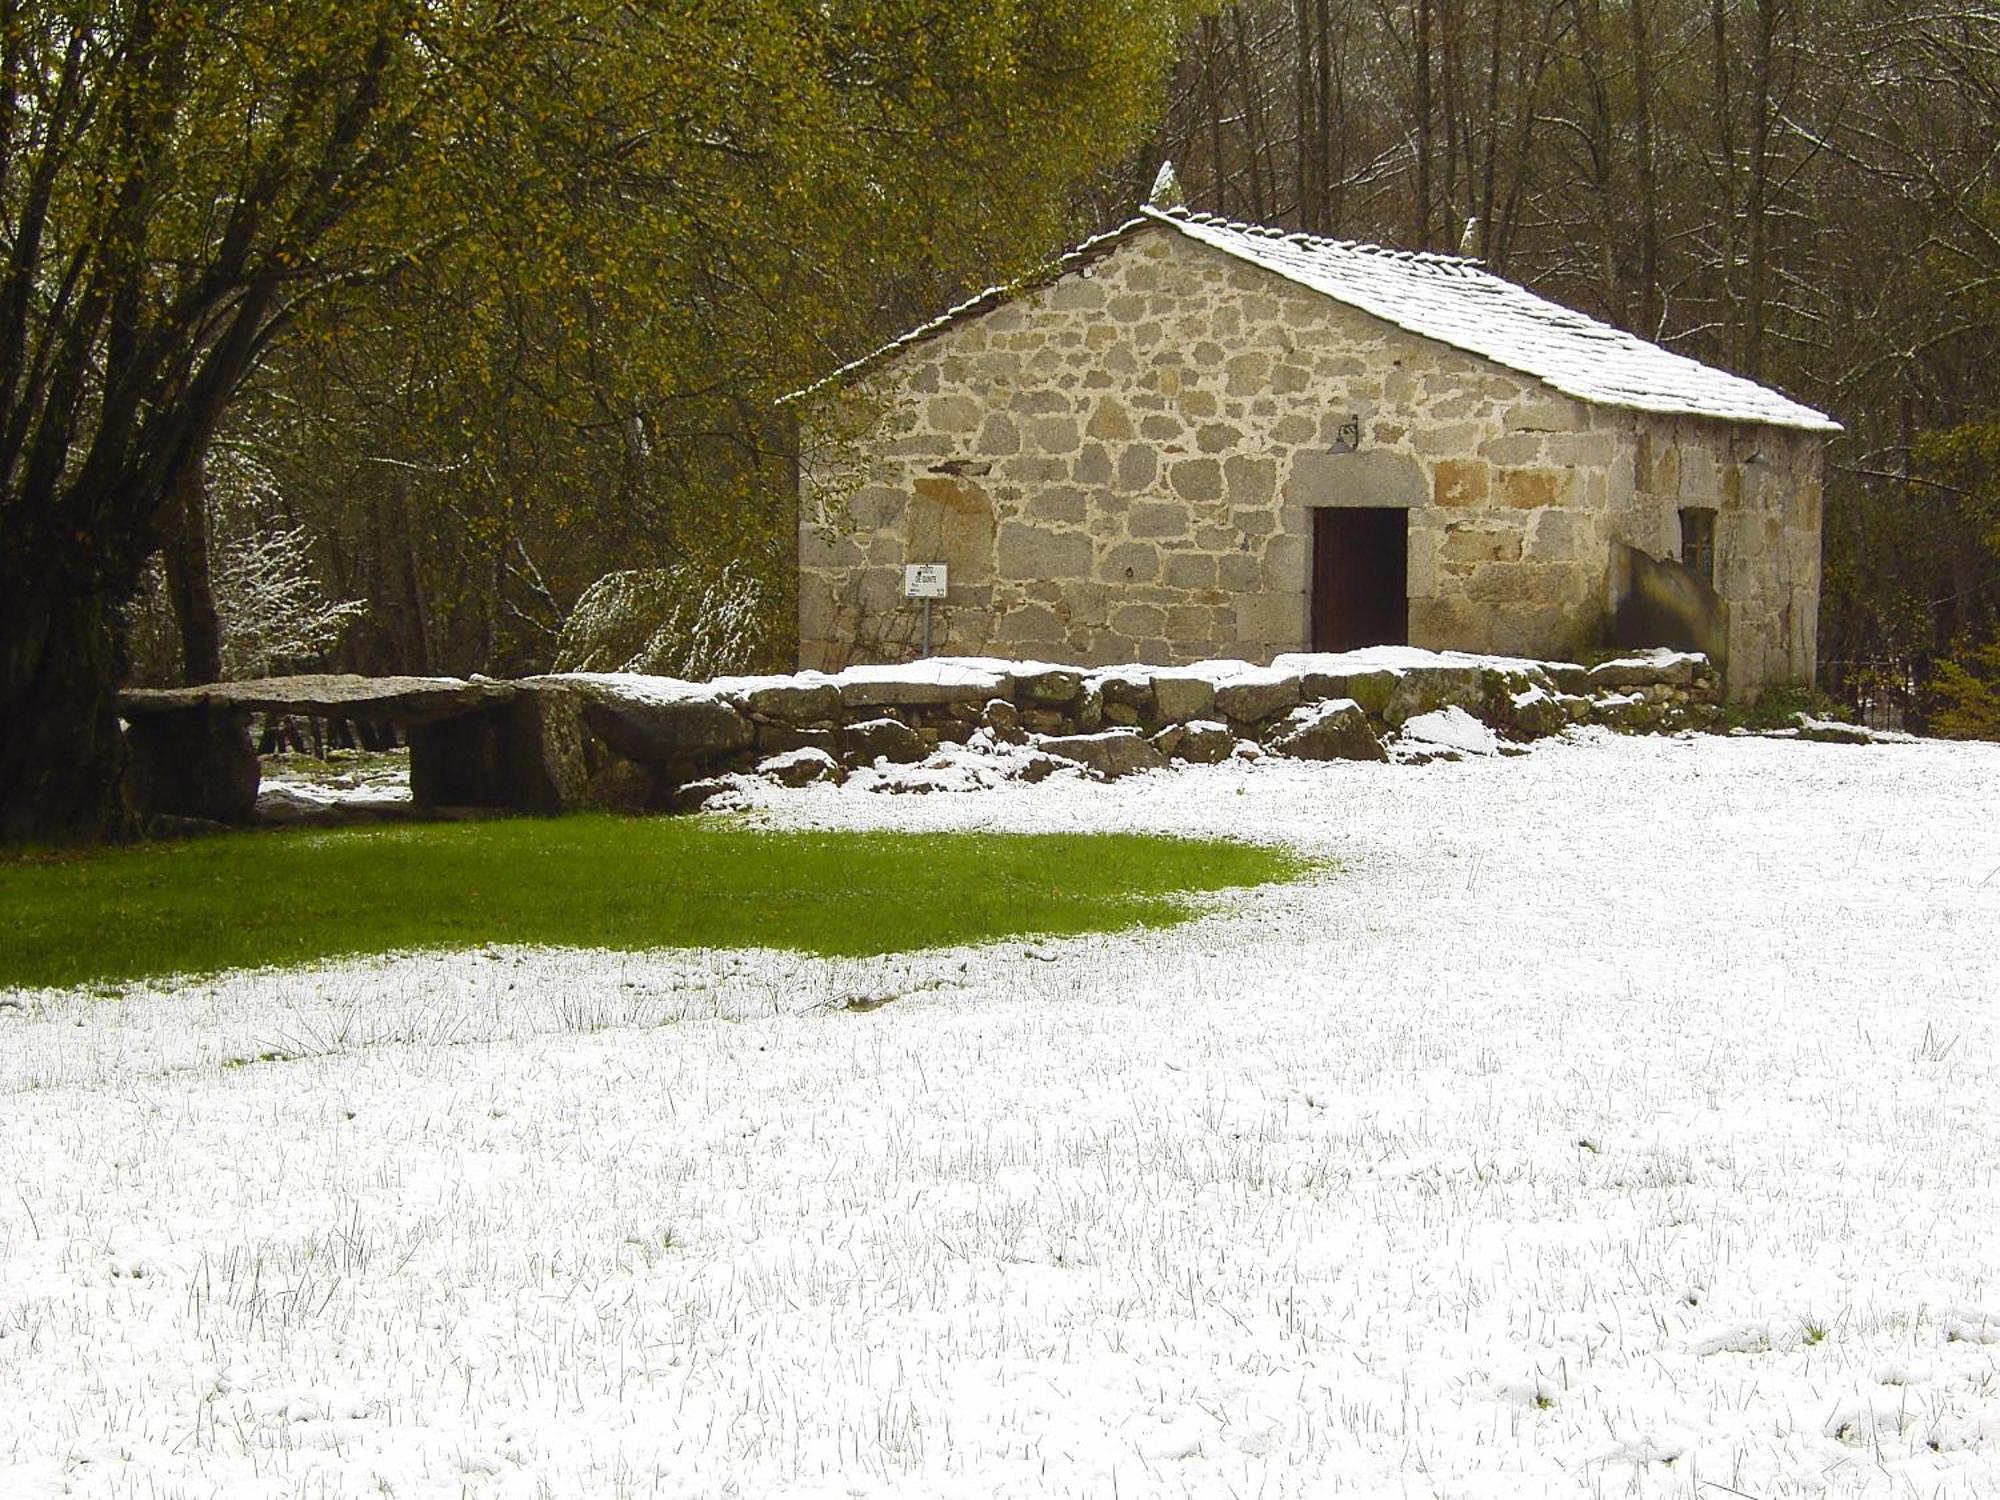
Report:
118,648,1724,825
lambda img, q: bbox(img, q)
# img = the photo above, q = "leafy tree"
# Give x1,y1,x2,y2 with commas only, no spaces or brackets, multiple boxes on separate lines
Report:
260,0,1194,680
0,0,1190,842
0,1,548,840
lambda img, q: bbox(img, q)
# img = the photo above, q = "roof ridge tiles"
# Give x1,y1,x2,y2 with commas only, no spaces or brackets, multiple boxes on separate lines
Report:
1168,205,1481,267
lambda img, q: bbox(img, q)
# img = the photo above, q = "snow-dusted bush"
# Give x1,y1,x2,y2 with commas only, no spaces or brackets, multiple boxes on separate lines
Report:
126,450,363,684
553,561,772,679
211,521,365,678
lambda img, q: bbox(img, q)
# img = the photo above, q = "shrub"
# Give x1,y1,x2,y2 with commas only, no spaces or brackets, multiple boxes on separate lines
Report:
1927,643,2000,741
1718,684,1845,733
554,562,772,680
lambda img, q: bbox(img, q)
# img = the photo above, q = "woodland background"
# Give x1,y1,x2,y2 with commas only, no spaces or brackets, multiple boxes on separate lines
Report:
117,2,2000,728
5,0,1998,841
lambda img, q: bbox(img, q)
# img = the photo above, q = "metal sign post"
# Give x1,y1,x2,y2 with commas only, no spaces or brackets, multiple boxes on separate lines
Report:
902,564,948,657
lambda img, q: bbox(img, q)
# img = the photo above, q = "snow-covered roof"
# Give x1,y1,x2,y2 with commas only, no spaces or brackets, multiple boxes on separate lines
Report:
796,206,1840,433
1149,208,1838,432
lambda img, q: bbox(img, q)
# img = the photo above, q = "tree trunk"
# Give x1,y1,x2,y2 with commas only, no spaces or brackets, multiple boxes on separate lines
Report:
1711,0,1738,367
1476,0,1503,260
1439,0,1460,251
1413,0,1434,248
1202,16,1227,216
1294,0,1313,226
1569,0,1618,315
0,583,132,843
1630,0,1661,336
1745,0,1777,381
1233,9,1271,220
1312,0,1331,233
158,450,224,684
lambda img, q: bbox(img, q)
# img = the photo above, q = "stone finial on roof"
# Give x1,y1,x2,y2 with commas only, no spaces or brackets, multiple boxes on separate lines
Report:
1147,160,1186,210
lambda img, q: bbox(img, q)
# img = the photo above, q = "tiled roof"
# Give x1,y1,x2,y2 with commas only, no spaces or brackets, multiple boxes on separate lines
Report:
1148,208,1838,432
795,206,1839,433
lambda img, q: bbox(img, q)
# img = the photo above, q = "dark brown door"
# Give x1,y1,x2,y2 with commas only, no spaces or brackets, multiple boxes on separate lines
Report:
1311,507,1408,651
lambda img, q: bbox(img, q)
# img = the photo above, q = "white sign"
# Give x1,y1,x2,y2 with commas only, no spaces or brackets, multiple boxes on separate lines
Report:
903,563,948,600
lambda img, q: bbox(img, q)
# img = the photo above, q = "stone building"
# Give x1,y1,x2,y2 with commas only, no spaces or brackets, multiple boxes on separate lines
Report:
793,205,1839,696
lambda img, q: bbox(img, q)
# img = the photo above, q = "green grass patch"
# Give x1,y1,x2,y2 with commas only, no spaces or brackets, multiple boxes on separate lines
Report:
263,749,408,779
0,815,1309,991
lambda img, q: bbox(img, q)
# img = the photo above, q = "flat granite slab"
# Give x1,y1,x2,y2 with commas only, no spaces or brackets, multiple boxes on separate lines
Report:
120,674,515,725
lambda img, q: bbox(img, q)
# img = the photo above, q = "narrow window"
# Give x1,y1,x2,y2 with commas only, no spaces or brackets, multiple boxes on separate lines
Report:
1679,507,1716,588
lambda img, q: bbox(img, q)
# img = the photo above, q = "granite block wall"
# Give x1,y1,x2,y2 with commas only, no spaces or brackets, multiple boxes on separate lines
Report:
797,225,1822,696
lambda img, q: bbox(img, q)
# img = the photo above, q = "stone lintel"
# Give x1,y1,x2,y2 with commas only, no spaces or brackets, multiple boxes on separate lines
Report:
1285,450,1427,509
121,673,514,725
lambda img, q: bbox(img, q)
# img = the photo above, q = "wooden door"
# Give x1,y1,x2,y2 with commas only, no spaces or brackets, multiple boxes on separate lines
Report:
1311,507,1408,652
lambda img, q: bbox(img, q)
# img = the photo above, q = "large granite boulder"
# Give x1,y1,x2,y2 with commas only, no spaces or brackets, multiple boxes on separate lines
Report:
758,747,844,786
1381,666,1488,727
1015,666,1084,707
1037,729,1167,778
546,676,754,767
1072,683,1105,732
1593,691,1660,731
980,698,1028,745
589,695,752,764
1213,668,1302,725
1397,706,1501,757
741,679,841,724
1160,719,1235,764
1587,649,1708,690
1090,668,1155,717
1294,667,1398,718
1266,699,1387,762
124,709,260,824
1494,681,1569,740
1151,672,1218,724
835,661,1013,709
842,717,926,766
501,682,592,812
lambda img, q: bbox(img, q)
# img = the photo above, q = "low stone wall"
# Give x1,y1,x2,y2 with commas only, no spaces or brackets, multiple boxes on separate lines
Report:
514,646,1722,809
119,649,1721,824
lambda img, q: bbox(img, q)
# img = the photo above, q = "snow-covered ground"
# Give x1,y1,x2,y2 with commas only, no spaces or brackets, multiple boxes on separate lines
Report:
255,751,412,823
4,731,1999,1499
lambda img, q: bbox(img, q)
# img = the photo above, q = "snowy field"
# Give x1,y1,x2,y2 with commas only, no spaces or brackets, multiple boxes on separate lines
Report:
4,730,1999,1499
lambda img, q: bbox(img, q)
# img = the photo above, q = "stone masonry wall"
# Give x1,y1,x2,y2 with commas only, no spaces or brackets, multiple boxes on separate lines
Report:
798,225,1823,695
1613,414,1822,696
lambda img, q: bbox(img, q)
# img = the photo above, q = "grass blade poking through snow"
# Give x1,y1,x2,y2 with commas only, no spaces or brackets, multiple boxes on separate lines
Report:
0,815,1309,989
